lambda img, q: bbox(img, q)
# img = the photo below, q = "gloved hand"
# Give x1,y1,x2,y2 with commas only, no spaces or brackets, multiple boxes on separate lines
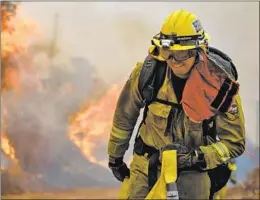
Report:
161,142,207,171
108,156,130,182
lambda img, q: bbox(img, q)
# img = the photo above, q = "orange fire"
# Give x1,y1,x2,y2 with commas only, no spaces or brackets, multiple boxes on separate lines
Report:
1,2,128,168
1,130,18,163
1,3,41,93
1,98,17,165
1,2,41,166
69,81,125,165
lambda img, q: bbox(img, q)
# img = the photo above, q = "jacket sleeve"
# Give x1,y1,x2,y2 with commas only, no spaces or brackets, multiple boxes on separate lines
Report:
200,94,246,170
107,62,144,158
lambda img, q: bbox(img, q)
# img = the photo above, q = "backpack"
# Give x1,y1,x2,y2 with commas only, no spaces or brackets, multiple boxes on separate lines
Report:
137,46,238,196
138,46,238,110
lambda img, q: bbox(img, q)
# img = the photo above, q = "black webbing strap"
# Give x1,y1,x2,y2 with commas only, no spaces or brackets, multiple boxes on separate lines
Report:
219,82,239,113
148,152,160,191
211,78,231,109
155,98,182,107
133,137,160,191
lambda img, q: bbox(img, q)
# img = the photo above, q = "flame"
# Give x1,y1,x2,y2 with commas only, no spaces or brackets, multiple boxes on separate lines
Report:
1,5,39,58
1,2,41,168
1,3,41,93
1,97,17,164
1,130,18,163
69,81,125,165
1,2,131,170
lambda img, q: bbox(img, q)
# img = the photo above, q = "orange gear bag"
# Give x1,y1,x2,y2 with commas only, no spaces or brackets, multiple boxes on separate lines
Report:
182,47,239,123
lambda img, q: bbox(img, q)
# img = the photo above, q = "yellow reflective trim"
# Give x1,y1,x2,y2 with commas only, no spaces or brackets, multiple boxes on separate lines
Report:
212,143,224,157
111,125,131,140
212,142,230,162
217,142,230,157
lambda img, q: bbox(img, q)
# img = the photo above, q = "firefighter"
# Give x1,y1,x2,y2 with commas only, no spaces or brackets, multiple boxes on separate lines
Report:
107,9,245,199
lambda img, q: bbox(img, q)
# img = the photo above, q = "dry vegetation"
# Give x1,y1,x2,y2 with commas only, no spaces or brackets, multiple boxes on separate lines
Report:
1,169,24,196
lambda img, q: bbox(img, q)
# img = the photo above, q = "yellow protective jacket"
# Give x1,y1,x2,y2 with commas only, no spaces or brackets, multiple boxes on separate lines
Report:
107,54,245,170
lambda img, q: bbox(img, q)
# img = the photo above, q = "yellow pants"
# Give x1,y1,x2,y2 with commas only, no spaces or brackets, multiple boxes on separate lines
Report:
118,153,211,199
214,185,227,199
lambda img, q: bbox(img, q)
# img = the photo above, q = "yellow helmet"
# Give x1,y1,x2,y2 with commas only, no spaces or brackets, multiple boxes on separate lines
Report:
152,9,210,51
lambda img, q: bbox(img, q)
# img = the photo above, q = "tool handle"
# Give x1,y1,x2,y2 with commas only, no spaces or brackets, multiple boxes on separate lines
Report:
166,182,179,199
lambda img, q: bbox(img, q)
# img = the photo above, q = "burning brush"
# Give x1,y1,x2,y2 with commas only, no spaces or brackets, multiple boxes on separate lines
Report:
1,1,43,194
1,1,120,195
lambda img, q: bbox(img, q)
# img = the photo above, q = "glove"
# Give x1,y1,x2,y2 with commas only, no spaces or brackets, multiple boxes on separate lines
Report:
161,142,207,171
108,156,130,182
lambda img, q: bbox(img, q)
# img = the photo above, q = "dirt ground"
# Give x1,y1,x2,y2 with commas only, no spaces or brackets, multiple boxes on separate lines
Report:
2,188,120,199
2,167,259,199
2,187,259,199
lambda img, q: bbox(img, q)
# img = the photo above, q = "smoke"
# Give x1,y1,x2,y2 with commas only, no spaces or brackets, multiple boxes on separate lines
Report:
2,7,113,191
3,52,115,190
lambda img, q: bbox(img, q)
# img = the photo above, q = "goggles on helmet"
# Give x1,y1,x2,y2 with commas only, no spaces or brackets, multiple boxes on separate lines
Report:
160,48,197,62
151,32,204,62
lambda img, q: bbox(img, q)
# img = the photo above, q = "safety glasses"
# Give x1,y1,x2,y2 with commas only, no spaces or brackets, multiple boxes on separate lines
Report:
160,48,197,62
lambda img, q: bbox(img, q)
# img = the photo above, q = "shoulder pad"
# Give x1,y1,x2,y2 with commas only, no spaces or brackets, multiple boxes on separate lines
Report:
207,46,238,81
138,55,167,103
138,55,158,94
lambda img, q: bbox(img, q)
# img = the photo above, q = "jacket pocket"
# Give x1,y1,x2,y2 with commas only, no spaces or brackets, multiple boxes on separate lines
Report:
183,115,204,148
147,102,172,133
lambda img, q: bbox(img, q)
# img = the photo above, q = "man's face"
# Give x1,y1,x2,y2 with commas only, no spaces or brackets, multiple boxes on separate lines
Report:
160,48,196,79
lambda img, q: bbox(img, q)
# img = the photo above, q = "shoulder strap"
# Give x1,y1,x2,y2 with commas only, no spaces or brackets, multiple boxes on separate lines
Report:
207,46,238,81
135,56,167,141
138,55,167,105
